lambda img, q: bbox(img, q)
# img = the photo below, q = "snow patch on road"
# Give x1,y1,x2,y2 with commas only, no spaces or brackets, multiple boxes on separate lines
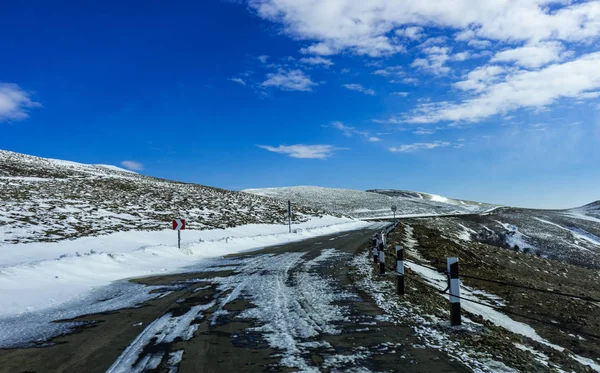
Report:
107,302,214,373
207,249,371,372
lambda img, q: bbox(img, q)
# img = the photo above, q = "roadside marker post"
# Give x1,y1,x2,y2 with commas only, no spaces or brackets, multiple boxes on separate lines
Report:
372,235,378,264
373,245,379,264
378,232,386,274
288,200,292,233
379,247,385,275
447,257,461,326
396,245,404,295
172,219,186,249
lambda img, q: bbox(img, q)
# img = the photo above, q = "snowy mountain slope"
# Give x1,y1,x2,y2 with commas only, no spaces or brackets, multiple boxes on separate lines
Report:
242,186,495,219
413,204,600,269
0,150,337,244
367,188,490,207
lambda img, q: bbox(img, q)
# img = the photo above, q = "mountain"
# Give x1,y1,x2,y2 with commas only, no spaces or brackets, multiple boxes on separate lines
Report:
0,150,335,244
243,186,600,268
242,186,495,219
404,203,600,269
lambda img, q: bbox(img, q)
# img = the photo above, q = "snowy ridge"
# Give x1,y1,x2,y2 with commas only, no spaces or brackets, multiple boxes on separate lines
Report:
243,186,495,219
0,150,338,244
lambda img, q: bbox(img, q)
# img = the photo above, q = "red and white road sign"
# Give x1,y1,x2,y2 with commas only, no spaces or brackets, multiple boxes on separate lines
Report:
172,219,186,231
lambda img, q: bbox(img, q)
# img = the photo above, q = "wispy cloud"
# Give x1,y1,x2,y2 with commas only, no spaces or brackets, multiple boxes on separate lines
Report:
400,78,419,85
389,141,451,153
490,41,569,68
372,66,403,78
258,144,344,159
406,52,600,124
229,77,246,86
257,55,269,64
120,160,144,171
0,83,41,122
342,84,375,95
391,92,409,97
413,127,436,135
261,69,317,91
396,26,425,40
326,121,383,143
299,56,334,66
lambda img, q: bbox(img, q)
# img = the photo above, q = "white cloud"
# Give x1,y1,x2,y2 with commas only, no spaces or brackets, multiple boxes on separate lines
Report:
372,65,403,77
258,144,343,159
412,46,452,75
342,84,375,95
258,55,269,63
454,28,476,41
261,69,317,91
246,1,600,58
389,141,451,152
452,51,471,61
413,127,436,135
229,78,246,86
491,41,568,68
299,56,334,66
577,91,600,99
120,160,144,171
0,83,41,122
400,77,419,85
396,26,425,40
406,52,600,123
327,121,381,143
453,65,507,92
391,92,409,97
467,39,492,49
418,36,448,48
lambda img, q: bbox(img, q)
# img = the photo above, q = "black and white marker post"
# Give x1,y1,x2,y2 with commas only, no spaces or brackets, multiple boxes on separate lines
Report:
378,233,385,275
395,245,404,295
373,236,379,264
288,200,292,233
447,257,461,326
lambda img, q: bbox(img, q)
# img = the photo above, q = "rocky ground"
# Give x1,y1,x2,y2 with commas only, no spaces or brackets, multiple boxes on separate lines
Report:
0,150,335,244
364,219,600,372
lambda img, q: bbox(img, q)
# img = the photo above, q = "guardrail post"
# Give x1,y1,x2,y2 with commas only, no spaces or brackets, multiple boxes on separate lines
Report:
396,245,404,295
447,257,461,326
379,248,385,274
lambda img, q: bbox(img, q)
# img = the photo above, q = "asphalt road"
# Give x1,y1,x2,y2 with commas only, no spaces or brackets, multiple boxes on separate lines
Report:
0,227,469,373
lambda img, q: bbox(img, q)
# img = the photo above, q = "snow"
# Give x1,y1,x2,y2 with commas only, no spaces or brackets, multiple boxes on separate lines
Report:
162,248,369,372
405,260,600,372
0,217,372,319
94,164,137,174
495,221,534,250
535,217,600,247
208,250,354,371
243,186,494,220
429,194,449,203
107,302,214,373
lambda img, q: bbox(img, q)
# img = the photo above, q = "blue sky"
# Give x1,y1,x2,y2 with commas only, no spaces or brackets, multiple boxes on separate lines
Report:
2,0,600,208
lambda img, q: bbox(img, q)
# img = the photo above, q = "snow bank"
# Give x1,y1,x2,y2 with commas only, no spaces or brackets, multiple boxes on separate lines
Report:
0,216,371,319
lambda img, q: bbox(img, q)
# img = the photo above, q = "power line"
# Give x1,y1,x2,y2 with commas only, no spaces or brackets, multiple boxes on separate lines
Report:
458,273,600,303
402,258,600,304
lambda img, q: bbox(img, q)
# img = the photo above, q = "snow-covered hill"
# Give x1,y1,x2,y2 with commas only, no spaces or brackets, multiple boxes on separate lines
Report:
410,203,600,269
0,150,336,244
243,186,495,219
